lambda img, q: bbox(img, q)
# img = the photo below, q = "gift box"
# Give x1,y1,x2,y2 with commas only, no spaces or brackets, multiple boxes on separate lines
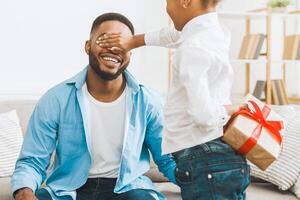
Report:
222,94,286,171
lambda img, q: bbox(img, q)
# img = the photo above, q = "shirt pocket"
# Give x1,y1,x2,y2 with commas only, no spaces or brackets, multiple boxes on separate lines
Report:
57,122,86,156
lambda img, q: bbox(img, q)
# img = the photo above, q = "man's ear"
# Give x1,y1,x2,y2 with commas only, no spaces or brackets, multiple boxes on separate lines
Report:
85,40,91,55
180,0,192,8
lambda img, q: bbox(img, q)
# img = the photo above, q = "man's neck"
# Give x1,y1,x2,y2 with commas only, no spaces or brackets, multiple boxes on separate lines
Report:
86,67,126,103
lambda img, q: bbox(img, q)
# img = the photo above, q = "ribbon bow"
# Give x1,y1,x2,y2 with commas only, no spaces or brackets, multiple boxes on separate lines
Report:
232,100,284,155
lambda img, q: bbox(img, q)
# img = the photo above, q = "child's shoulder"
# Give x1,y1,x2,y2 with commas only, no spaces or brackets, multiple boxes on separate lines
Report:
180,27,227,53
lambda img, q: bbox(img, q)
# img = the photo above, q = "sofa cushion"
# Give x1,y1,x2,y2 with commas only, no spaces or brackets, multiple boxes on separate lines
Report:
246,183,298,200
0,110,23,177
145,155,169,182
250,106,300,190
0,177,13,200
154,182,181,200
1,177,297,200
154,182,298,200
0,99,37,134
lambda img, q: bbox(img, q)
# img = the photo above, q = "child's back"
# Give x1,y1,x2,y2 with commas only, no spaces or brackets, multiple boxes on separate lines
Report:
158,12,234,154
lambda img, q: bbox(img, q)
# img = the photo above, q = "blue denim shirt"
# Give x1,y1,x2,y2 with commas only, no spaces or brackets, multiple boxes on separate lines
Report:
11,67,176,200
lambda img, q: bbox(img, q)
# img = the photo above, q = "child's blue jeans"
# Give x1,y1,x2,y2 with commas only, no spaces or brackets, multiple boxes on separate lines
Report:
172,137,250,200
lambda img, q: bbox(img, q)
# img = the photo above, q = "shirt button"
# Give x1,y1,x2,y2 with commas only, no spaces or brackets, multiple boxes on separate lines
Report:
185,171,189,176
241,169,245,174
208,174,212,179
176,168,179,172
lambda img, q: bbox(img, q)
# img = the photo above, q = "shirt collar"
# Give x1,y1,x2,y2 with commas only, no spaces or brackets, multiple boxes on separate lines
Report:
66,66,140,94
181,12,219,39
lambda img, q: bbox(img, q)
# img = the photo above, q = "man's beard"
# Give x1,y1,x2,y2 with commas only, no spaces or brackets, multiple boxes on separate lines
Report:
89,50,129,81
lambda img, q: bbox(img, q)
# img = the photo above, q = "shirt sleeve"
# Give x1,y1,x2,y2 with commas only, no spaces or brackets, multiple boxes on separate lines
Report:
11,91,59,194
144,27,181,48
145,98,177,185
178,45,229,132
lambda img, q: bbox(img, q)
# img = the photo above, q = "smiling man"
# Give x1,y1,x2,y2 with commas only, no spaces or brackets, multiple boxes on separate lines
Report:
11,13,176,200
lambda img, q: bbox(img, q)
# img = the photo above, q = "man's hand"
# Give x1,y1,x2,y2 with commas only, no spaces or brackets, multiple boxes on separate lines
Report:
224,103,248,116
96,33,145,53
15,188,37,200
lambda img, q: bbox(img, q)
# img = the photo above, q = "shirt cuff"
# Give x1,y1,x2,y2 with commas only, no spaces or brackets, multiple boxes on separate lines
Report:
12,182,37,197
11,169,40,195
144,31,160,46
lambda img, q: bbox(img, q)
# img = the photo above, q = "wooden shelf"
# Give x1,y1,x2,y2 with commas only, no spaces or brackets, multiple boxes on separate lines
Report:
219,11,300,20
280,60,300,64
288,97,300,104
231,59,300,64
231,59,267,64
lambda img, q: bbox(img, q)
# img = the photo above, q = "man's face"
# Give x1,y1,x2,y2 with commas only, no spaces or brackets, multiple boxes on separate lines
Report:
85,20,132,80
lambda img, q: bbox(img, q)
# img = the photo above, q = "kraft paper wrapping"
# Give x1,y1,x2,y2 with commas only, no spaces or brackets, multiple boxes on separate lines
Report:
222,94,286,171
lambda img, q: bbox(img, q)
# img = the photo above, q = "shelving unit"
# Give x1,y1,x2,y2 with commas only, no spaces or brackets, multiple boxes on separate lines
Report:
219,8,300,104
231,59,300,64
231,59,268,64
167,9,300,104
282,10,300,103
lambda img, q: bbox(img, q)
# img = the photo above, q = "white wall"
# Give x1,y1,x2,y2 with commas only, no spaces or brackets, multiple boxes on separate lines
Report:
0,0,169,96
0,0,299,98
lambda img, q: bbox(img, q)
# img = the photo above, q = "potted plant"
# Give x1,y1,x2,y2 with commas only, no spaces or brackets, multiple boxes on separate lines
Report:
267,0,292,13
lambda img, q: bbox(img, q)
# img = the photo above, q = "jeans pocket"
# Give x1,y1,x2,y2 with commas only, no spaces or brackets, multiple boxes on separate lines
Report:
208,165,250,200
175,166,192,185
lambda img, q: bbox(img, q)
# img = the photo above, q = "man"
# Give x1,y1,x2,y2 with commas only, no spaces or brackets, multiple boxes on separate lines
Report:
11,13,176,200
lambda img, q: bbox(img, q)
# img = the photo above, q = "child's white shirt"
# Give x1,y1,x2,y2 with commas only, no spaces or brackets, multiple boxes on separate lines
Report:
145,12,233,154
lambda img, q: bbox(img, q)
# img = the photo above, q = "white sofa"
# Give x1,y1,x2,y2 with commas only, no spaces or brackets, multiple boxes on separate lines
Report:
0,99,298,200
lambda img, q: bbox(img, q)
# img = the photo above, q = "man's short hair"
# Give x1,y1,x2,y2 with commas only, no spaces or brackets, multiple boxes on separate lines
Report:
90,13,135,35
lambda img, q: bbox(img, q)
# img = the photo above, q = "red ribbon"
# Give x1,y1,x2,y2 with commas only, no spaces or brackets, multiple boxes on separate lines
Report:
231,100,284,155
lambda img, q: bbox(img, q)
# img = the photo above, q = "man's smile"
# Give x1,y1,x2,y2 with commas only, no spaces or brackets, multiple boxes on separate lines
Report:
99,52,123,68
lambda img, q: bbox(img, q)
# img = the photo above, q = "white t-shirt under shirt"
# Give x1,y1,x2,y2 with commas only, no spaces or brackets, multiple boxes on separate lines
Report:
82,83,127,178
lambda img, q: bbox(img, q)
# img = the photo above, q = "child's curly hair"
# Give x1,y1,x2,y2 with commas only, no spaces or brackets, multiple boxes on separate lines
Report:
202,0,221,7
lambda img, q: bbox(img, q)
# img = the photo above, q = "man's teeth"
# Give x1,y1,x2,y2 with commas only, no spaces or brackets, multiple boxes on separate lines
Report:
103,57,119,63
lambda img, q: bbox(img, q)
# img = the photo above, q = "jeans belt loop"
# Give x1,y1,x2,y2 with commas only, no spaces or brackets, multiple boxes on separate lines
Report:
202,143,211,153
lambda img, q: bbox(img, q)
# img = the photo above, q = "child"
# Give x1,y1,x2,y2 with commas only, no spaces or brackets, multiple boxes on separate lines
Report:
98,0,250,199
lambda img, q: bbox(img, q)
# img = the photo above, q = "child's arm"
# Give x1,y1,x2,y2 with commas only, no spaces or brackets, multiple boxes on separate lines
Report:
97,27,180,51
145,27,181,48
